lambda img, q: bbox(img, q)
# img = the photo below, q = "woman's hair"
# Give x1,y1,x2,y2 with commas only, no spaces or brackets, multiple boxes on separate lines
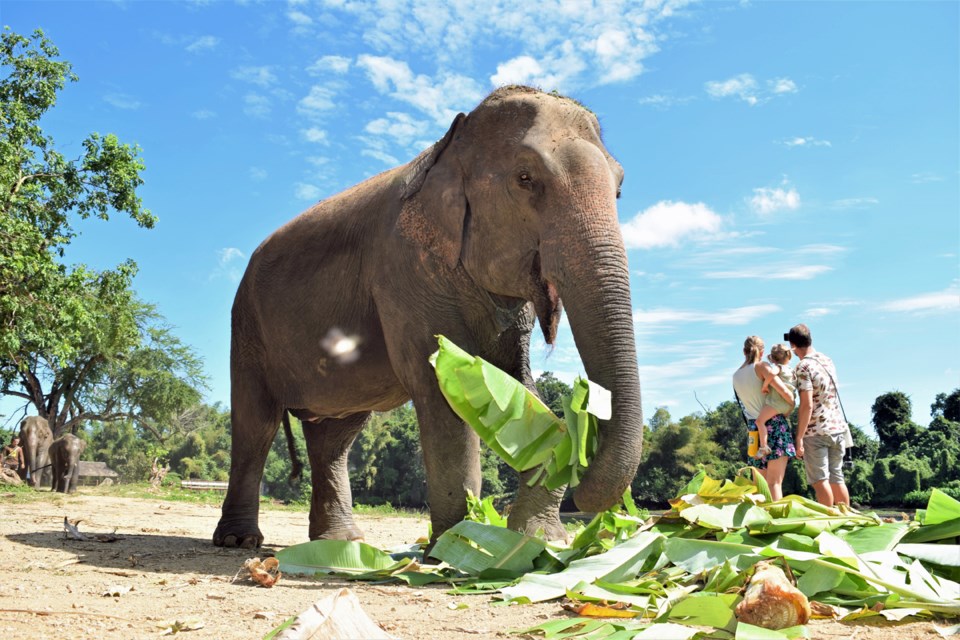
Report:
769,343,792,365
742,335,764,364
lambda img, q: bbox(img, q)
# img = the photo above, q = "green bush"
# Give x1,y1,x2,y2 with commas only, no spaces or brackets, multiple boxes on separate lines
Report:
903,480,960,507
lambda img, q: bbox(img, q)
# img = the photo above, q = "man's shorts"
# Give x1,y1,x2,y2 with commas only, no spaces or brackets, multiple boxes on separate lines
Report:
802,432,846,484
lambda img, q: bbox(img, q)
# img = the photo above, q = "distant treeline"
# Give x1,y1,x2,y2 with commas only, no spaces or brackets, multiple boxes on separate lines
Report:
78,377,959,510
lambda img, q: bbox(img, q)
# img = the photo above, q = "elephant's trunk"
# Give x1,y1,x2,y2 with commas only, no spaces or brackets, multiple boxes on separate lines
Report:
540,142,643,514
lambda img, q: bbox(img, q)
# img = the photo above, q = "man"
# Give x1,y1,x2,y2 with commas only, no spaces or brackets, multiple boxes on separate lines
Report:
787,324,850,507
2,436,25,474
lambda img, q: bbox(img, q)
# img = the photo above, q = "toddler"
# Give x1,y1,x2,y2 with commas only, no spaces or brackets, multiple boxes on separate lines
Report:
754,343,796,458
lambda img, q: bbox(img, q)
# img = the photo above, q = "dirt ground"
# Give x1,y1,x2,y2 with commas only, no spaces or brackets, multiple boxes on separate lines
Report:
0,490,953,640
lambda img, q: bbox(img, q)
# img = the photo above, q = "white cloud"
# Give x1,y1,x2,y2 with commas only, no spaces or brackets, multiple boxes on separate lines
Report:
911,172,944,184
769,77,798,94
307,2,674,92
243,94,271,118
307,55,352,75
638,93,694,108
295,183,322,201
706,73,798,105
491,56,555,88
212,247,246,282
249,167,267,181
185,35,219,53
706,265,833,280
231,66,277,87
749,186,800,215
804,307,832,318
103,93,142,110
191,109,216,120
301,127,329,144
621,200,724,250
365,112,430,148
298,85,337,116
634,304,780,327
287,10,313,25
357,55,483,125
705,73,759,105
830,197,879,210
783,136,831,148
879,286,960,314
362,149,400,166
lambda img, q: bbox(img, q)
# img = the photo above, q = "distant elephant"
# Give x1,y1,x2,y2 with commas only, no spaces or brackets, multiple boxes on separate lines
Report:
214,86,643,549
19,416,53,489
49,433,85,493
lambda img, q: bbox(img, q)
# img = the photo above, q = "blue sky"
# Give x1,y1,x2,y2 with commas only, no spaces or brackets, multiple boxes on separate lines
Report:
3,1,958,434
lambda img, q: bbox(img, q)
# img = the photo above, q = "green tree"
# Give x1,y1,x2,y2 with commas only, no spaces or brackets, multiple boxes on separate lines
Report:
871,391,920,458
931,388,960,423
0,29,204,437
534,371,572,417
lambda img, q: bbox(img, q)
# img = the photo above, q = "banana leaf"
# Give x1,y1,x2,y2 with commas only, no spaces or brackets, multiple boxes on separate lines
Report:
923,489,960,525
430,335,604,490
277,539,403,575
428,520,547,575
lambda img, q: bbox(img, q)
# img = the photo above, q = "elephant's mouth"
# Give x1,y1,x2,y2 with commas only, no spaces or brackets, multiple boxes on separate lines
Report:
530,252,561,345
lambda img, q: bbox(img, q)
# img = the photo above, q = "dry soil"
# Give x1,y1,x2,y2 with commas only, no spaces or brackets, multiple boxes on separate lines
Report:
0,489,952,639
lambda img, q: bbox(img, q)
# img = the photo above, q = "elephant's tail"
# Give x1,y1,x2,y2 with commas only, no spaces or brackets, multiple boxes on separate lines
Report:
283,412,303,486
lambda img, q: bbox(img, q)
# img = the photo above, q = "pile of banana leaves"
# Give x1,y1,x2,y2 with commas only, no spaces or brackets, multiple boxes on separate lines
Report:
273,338,960,639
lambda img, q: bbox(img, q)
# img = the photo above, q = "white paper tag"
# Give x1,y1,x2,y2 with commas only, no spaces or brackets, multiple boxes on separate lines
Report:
585,379,613,420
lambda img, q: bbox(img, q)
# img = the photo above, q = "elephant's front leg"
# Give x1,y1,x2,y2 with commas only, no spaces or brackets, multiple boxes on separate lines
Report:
508,471,568,541
415,393,483,542
493,314,568,541
303,414,368,541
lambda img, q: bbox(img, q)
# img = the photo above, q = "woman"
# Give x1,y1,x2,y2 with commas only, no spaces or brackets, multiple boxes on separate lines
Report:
732,336,796,501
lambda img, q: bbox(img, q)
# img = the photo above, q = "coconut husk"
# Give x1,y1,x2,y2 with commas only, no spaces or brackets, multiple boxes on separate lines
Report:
735,559,811,629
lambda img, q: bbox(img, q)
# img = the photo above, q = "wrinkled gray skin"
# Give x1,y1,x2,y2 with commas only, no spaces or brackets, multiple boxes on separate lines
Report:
19,416,53,489
50,434,85,493
214,86,643,549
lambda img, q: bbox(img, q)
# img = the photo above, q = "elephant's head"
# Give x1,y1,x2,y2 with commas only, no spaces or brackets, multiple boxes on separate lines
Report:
404,86,643,513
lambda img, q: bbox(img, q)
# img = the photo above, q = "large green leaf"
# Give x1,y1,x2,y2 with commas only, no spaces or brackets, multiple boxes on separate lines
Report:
897,544,960,568
841,522,910,554
428,520,546,575
431,335,604,489
735,623,810,639
924,489,960,526
662,537,758,574
500,532,664,603
277,540,402,575
667,593,740,631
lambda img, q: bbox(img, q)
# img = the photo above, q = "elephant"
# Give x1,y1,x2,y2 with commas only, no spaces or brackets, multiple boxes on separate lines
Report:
214,85,643,550
49,433,85,493
19,416,53,489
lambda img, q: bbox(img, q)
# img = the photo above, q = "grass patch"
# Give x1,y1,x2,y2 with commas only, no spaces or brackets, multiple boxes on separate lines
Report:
353,502,425,518
2,481,424,518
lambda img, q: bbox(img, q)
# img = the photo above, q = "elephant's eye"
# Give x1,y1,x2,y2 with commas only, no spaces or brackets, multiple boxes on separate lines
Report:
517,172,533,188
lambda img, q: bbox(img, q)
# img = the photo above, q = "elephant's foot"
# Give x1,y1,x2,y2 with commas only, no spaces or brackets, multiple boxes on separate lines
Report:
308,524,365,542
509,512,569,543
213,518,264,549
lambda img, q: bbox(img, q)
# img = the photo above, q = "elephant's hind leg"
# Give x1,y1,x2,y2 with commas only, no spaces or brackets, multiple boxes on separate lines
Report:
214,377,282,549
304,413,369,541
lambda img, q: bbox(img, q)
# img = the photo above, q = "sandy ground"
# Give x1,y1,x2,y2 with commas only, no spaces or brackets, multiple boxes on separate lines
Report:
0,489,953,640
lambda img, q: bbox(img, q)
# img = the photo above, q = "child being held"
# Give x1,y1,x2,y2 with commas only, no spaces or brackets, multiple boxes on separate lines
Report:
754,343,796,458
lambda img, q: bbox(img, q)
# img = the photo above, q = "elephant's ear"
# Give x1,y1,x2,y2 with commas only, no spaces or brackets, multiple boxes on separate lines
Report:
399,113,467,270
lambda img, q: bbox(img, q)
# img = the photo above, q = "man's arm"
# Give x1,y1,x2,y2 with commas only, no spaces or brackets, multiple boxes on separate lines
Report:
17,447,25,467
795,389,812,456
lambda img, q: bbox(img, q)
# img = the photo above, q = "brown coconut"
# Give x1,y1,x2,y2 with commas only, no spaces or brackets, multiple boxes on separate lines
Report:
735,560,811,629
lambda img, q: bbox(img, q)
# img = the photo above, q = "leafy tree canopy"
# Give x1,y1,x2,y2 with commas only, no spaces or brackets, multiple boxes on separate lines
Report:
0,28,203,438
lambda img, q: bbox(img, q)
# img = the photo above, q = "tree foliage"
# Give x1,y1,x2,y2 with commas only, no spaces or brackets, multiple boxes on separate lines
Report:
0,28,204,437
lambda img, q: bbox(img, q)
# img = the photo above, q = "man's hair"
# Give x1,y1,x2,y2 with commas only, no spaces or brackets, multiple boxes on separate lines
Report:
786,324,812,348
